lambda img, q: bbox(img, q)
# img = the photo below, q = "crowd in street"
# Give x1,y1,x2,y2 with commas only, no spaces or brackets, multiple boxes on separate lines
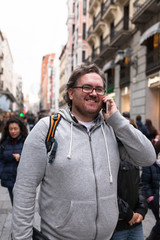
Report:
0,64,160,240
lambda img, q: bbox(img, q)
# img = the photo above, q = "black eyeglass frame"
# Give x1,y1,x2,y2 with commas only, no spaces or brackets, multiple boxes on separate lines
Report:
73,85,105,96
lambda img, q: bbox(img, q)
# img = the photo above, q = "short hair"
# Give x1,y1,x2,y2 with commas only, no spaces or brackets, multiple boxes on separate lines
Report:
136,115,142,121
122,112,130,119
64,63,106,107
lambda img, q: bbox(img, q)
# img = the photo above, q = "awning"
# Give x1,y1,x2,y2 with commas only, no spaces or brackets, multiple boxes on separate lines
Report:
140,21,160,45
103,60,114,72
115,48,131,64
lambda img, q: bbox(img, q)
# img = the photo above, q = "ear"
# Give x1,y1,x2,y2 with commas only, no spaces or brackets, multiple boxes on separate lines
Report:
68,88,74,100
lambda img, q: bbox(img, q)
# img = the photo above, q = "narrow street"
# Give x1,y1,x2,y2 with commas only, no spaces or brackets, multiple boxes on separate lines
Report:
0,182,155,240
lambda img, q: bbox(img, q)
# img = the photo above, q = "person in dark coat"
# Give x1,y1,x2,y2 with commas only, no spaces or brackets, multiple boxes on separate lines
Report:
0,117,28,205
111,118,148,240
141,139,160,240
136,115,150,138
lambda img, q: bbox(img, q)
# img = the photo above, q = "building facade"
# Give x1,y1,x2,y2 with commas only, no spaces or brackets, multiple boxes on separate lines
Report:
86,0,160,131
66,0,89,77
40,53,57,115
59,44,67,108
0,32,22,113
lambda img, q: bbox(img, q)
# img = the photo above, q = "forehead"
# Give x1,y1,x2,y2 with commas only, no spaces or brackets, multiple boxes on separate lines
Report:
9,123,20,129
78,72,103,86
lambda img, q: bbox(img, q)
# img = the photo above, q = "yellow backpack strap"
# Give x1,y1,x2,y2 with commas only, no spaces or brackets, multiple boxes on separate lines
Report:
45,113,61,153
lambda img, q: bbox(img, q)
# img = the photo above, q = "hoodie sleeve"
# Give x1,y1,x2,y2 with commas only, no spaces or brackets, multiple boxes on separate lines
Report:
107,111,156,167
12,117,49,240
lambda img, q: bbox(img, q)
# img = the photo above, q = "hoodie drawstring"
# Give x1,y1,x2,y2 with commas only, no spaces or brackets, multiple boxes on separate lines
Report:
101,125,113,184
67,122,73,159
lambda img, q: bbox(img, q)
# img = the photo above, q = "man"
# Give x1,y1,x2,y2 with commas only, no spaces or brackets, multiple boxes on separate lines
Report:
12,64,155,240
136,114,150,138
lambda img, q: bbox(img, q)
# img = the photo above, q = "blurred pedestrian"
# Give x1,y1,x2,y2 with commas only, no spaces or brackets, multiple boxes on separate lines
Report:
0,117,28,205
122,111,130,120
111,118,148,240
136,115,150,138
145,119,159,142
141,139,160,240
12,63,155,240
27,113,36,131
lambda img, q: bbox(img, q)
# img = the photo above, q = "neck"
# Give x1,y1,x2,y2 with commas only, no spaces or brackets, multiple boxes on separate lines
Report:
71,110,96,122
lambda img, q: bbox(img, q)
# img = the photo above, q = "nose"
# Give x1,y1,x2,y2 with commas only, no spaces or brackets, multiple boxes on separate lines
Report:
90,89,97,95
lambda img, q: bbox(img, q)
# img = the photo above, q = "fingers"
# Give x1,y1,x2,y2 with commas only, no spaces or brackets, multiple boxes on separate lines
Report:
102,96,117,119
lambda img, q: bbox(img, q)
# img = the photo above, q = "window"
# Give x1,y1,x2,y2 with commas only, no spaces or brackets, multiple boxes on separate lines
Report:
101,2,104,16
83,0,87,15
110,22,114,41
77,3,79,20
146,33,160,75
82,23,86,40
106,68,114,93
72,44,74,56
73,2,75,13
124,4,129,30
76,28,78,44
72,24,75,35
82,51,86,62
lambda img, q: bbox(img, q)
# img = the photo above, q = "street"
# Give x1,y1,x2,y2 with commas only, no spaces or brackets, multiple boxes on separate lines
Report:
0,183,155,240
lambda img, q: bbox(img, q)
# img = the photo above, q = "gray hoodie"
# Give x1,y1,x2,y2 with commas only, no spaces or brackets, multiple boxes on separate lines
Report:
12,109,156,240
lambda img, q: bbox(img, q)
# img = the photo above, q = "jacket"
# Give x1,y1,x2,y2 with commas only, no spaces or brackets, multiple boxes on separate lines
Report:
12,109,156,240
0,135,24,188
141,162,160,220
115,160,148,231
136,120,150,138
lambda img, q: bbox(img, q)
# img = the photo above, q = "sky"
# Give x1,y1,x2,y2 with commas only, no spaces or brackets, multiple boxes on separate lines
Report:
0,0,68,104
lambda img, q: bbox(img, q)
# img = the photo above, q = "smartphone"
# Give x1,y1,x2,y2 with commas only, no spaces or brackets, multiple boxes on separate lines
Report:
102,102,108,113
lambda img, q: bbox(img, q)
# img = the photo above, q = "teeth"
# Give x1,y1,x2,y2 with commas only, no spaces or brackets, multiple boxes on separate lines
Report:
87,100,95,102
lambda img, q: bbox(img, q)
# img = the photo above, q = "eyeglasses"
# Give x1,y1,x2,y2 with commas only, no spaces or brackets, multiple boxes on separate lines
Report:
73,85,105,96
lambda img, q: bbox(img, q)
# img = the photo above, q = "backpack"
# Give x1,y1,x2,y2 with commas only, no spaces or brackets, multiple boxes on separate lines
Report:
45,113,61,163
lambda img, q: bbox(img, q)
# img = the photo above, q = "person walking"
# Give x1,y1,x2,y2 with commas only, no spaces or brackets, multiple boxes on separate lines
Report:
145,119,159,142
0,117,28,205
141,139,160,240
111,118,148,240
136,115,150,138
12,64,156,240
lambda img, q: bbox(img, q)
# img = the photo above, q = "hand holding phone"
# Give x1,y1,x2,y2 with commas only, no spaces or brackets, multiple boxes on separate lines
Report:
102,101,108,114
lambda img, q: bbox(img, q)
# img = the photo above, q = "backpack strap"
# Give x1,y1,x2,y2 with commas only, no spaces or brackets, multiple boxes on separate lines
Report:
45,113,61,153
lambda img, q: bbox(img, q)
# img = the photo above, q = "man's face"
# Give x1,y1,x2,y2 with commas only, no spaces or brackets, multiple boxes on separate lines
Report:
68,72,104,122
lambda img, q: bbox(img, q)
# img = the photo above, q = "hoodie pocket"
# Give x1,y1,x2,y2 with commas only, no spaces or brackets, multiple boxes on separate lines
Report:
54,200,96,240
97,195,119,239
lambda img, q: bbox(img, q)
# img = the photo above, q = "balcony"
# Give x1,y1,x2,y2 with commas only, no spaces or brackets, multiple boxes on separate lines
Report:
87,25,96,44
102,0,117,21
132,0,160,25
146,47,160,76
89,0,99,14
91,35,117,67
93,11,105,34
110,18,133,47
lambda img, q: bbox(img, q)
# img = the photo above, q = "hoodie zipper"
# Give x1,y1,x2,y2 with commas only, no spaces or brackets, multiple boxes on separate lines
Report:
88,131,98,240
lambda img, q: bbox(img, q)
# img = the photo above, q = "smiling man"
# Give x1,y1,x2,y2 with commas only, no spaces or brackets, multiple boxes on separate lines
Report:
12,64,156,240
